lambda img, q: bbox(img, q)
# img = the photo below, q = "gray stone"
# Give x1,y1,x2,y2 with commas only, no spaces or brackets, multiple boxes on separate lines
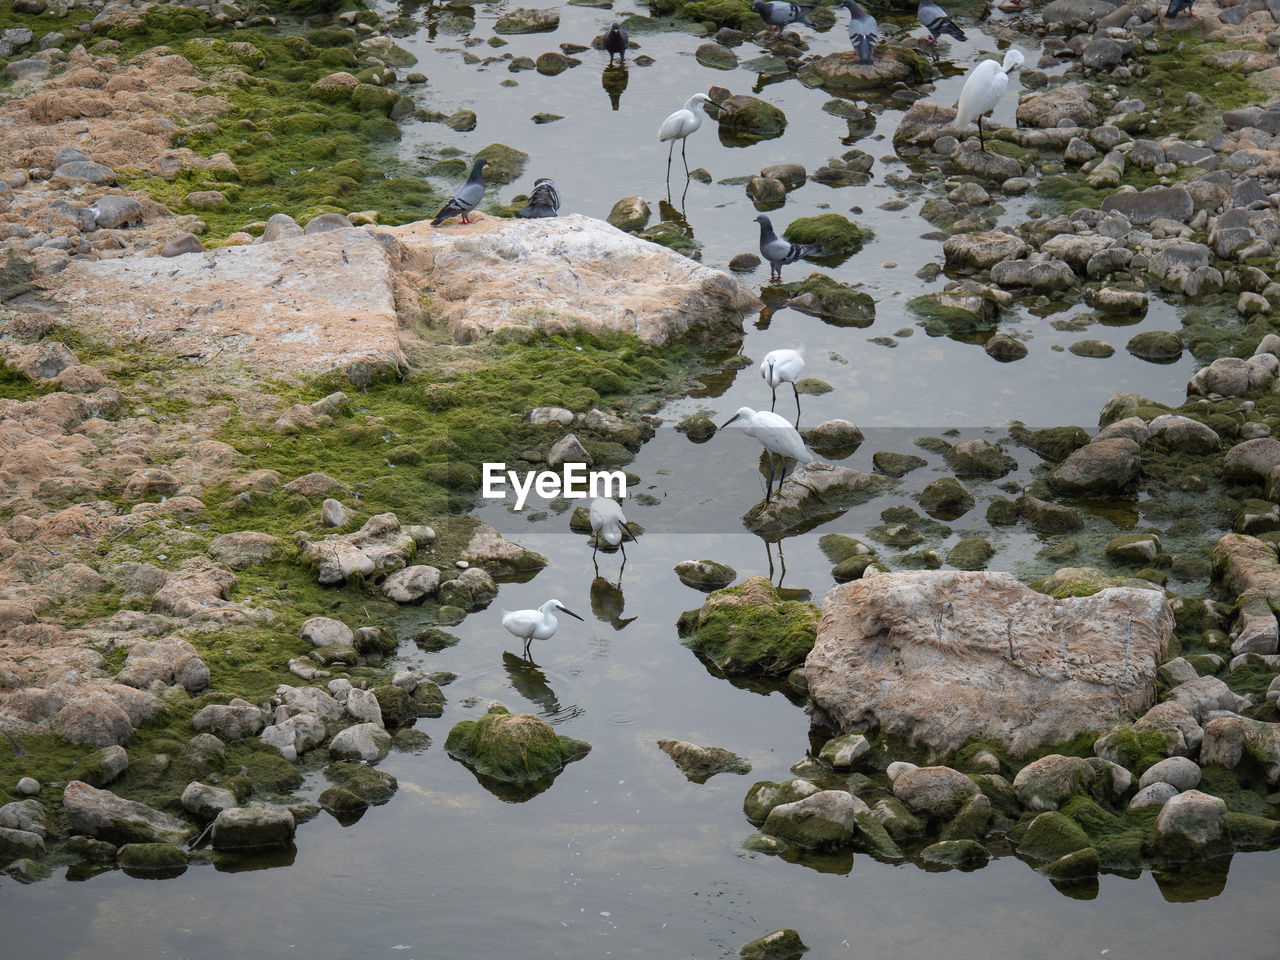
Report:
892,765,978,820
1101,187,1193,225
328,722,392,762
304,213,354,235
191,699,265,741
300,616,353,648
547,433,592,467
382,564,441,603
180,781,237,821
52,161,116,185
1047,437,1140,495
160,233,205,257
261,213,303,242
62,781,195,845
89,195,142,229
1129,781,1179,810
1138,756,1202,792
210,803,295,851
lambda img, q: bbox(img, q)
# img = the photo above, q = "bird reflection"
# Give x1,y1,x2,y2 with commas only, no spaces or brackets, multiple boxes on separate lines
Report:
590,576,637,630
765,537,787,587
602,65,628,111
501,651,579,720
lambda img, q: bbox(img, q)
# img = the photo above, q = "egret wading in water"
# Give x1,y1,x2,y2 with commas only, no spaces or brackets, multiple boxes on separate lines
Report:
842,0,878,66
760,349,806,422
515,178,560,219
588,497,638,564
603,22,629,64
953,49,1024,155
917,0,966,44
721,407,815,504
754,215,823,282
503,599,584,659
431,156,487,226
752,1,815,38
659,93,713,182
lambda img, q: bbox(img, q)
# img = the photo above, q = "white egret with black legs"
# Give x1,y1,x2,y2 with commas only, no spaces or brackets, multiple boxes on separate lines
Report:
720,406,815,503
760,348,806,422
954,49,1024,155
588,497,637,563
659,93,713,182
502,599,584,659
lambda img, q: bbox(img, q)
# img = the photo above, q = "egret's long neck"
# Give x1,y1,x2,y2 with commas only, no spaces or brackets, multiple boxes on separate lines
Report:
685,96,705,113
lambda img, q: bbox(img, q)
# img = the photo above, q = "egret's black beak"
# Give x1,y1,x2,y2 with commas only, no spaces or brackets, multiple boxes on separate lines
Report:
621,521,639,544
561,608,585,621
720,413,740,430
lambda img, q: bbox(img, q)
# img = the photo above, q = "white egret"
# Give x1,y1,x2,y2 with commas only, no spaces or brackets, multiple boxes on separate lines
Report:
760,349,806,421
720,406,815,503
917,0,966,44
659,93,713,182
431,157,487,226
502,599,584,659
754,215,823,282
588,497,638,561
953,49,1024,155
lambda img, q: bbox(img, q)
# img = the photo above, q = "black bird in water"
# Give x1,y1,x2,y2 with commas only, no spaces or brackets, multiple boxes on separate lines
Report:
753,215,823,282
603,22,629,65
431,156,487,226
516,178,560,218
1165,0,1195,16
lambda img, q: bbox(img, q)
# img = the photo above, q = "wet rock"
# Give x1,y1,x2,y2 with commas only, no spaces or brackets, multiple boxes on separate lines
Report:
785,273,875,325
761,163,807,189
674,560,737,590
943,231,1027,270
1150,789,1229,859
696,42,738,70
893,765,979,821
945,439,1016,478
946,537,994,570
743,463,890,537
797,49,923,96
211,803,295,852
677,577,818,676
445,703,589,782
807,571,1173,755
657,739,751,782
494,8,560,33
818,732,871,770
1017,811,1091,861
919,477,973,520
180,781,237,821
1126,330,1180,361
1047,438,1140,496
951,143,1022,181
62,781,194,846
920,839,989,867
747,176,786,203
716,94,787,142
763,790,858,849
1200,716,1280,784
1014,755,1097,812
382,565,441,603
990,258,1076,293
329,722,392,763
739,928,807,960
535,51,574,75
116,842,186,874
192,699,266,741
607,196,650,233
893,100,958,147
743,779,821,824
984,334,1027,362
1101,187,1193,225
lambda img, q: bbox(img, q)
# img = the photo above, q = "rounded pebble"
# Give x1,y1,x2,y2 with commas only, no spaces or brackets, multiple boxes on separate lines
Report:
16,777,40,796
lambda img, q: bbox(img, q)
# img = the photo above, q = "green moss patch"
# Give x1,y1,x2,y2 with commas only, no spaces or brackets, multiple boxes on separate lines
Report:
444,704,590,783
677,576,818,676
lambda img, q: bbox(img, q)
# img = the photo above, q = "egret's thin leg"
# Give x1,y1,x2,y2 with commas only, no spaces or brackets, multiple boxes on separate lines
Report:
978,116,987,155
793,383,801,423
666,140,674,182
681,138,689,177
770,383,778,412
778,455,791,491
764,452,776,503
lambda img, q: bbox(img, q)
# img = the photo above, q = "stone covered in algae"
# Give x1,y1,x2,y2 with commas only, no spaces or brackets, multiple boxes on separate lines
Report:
444,703,590,783
676,576,819,676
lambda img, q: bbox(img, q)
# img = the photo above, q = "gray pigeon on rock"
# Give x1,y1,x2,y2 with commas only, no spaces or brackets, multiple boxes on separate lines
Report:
842,0,878,66
516,178,560,219
752,1,815,37
431,156,487,226
918,0,966,43
754,215,823,282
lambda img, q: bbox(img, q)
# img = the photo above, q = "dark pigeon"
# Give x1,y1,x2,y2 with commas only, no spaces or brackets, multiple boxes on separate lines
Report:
918,0,966,43
842,0,878,67
754,215,823,282
1165,0,1195,16
431,157,487,226
516,178,561,219
752,1,815,37
604,23,628,65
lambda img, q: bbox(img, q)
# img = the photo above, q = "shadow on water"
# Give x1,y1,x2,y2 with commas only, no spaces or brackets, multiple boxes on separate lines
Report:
602,65,628,110
588,575,637,629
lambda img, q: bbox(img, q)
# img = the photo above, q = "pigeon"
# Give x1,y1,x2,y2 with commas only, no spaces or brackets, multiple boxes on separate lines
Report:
918,0,967,44
754,215,823,282
431,156,487,226
1165,0,1195,16
516,178,560,219
842,0,878,67
603,22,629,65
752,1,815,38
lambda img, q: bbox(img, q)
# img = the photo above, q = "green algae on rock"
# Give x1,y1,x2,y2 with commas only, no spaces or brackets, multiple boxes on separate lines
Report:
781,214,872,258
444,703,590,783
677,577,819,676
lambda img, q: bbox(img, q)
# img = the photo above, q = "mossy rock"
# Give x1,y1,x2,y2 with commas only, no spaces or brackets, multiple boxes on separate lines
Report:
117,842,188,874
946,537,995,570
676,577,819,676
674,559,737,590
474,143,529,185
818,534,875,564
1010,424,1091,463
324,761,398,803
651,0,761,30
1043,845,1100,881
657,739,751,782
782,215,872,257
444,704,590,783
738,928,808,960
1016,811,1092,861
372,685,415,729
939,793,992,842
415,628,460,652
743,778,820,824
782,272,875,326
873,451,928,478
919,477,973,520
411,680,446,718
919,839,989,868
716,94,787,144
831,555,885,582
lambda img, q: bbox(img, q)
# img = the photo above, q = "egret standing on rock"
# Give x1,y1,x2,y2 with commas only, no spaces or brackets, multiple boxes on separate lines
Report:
917,0,966,44
516,178,560,219
502,599,584,659
659,93,714,182
752,1,815,38
953,49,1024,155
431,156,487,226
841,0,878,66
588,497,638,563
760,349,806,421
604,22,629,64
720,407,815,504
754,215,823,282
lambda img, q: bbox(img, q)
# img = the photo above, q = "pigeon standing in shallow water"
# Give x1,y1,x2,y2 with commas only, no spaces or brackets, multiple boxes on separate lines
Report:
842,0,878,66
516,178,560,219
752,1,815,38
1165,0,1195,16
431,156,487,226
918,0,966,44
754,215,823,282
603,22,628,64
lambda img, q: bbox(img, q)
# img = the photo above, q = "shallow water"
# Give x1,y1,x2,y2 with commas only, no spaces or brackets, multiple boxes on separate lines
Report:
3,5,1277,957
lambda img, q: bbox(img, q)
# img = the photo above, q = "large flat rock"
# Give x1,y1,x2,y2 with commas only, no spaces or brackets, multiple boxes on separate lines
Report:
806,570,1173,757
45,228,404,377
389,214,761,345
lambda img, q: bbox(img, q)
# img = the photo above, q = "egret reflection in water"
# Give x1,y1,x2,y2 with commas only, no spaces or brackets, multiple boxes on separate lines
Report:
590,575,637,630
501,650,584,722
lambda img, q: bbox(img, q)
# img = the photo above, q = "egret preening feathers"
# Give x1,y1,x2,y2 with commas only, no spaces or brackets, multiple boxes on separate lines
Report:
760,349,806,421
954,49,1024,155
502,599,584,659
604,22,629,64
721,406,815,504
752,1,815,38
754,215,823,282
588,497,638,562
842,0,878,66
516,178,560,219
431,156,487,226
918,0,966,44
659,93,714,182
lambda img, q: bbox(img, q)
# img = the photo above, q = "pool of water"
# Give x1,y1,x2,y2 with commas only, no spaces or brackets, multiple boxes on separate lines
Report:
2,5,1275,958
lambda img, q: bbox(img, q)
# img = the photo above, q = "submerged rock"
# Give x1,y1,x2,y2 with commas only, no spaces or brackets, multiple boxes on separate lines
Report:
445,703,590,783
744,463,892,537
806,571,1173,756
657,739,751,782
738,928,808,960
674,560,737,590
